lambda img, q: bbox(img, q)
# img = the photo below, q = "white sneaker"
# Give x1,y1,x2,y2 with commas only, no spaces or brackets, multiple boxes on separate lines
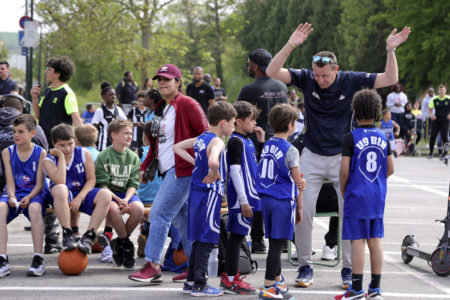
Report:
100,245,113,263
0,256,10,278
321,245,337,261
291,247,298,259
27,255,45,276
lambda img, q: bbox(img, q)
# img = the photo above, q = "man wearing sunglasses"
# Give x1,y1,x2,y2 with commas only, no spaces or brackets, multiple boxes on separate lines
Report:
266,22,411,290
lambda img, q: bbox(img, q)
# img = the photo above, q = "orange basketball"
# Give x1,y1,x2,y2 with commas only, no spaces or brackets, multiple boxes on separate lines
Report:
91,241,104,253
58,248,88,275
173,248,187,266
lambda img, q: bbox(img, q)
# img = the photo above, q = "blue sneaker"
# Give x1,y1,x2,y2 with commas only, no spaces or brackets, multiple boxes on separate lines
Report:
335,286,365,300
294,265,313,287
183,282,193,294
259,284,294,299
341,267,352,289
191,285,224,297
367,285,384,299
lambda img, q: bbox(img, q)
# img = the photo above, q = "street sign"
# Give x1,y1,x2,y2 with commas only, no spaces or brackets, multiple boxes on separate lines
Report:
18,30,24,46
19,16,32,29
22,47,28,56
23,21,39,48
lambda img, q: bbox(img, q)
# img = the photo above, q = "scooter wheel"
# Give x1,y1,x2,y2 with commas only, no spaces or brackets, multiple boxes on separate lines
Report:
430,247,450,277
401,236,414,264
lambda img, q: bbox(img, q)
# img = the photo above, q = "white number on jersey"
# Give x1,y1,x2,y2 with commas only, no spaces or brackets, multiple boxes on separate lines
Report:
366,151,377,172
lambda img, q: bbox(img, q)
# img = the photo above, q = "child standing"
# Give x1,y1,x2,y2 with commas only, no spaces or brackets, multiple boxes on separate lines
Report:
43,123,112,254
95,119,144,269
379,109,400,157
256,103,305,300
220,101,264,294
127,90,149,151
335,89,394,300
174,101,236,296
0,115,47,277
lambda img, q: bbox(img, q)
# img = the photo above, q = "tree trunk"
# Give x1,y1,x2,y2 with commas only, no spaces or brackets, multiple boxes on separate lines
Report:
213,0,223,84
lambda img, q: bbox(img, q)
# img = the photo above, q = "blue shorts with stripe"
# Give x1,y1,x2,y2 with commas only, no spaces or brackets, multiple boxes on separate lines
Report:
227,211,252,236
47,187,102,216
112,192,142,206
343,217,384,240
261,195,296,240
188,187,222,244
0,191,47,224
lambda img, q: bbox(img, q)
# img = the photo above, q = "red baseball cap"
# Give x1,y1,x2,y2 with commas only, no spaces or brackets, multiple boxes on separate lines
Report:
152,64,182,80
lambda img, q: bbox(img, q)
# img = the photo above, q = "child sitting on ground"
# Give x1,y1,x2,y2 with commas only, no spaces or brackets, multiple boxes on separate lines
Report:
0,115,47,277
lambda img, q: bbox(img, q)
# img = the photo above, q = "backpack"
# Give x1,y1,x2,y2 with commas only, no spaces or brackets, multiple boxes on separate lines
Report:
218,213,257,276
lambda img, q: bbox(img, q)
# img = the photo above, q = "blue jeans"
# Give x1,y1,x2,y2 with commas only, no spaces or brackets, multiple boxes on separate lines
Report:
145,167,193,264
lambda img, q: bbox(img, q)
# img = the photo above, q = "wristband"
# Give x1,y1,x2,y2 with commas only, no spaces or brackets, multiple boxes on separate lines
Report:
288,40,297,48
386,47,396,52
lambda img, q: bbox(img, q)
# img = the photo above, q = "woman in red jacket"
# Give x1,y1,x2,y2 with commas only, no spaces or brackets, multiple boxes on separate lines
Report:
129,64,208,284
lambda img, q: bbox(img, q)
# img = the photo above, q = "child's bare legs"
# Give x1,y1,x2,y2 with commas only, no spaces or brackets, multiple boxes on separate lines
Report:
0,202,8,254
51,184,70,228
70,211,80,231
367,238,383,274
125,201,144,236
28,202,44,254
108,202,128,238
88,189,111,231
351,239,366,274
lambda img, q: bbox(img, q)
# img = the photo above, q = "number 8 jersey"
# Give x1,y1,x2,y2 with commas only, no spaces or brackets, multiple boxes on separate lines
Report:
256,137,298,201
344,127,388,219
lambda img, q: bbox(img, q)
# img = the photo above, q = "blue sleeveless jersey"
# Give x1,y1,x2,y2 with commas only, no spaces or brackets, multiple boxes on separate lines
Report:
256,137,298,201
344,128,388,219
226,133,261,213
6,144,43,195
191,132,226,196
380,119,394,142
47,147,86,194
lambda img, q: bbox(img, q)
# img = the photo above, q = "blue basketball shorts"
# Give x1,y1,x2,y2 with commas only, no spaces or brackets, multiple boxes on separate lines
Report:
188,187,222,244
227,211,252,236
0,192,46,224
342,217,384,240
261,195,296,240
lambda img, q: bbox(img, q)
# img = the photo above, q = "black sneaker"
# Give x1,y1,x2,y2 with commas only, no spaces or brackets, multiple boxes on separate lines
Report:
44,242,62,254
122,238,135,269
112,238,123,267
97,233,110,248
78,229,96,254
27,255,45,276
0,256,10,278
62,228,77,251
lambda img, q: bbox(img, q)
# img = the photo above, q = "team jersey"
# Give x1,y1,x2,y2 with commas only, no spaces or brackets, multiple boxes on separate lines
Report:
429,95,450,119
4,144,43,195
45,147,87,194
256,137,298,201
344,127,388,219
191,132,226,196
380,119,395,142
226,133,261,213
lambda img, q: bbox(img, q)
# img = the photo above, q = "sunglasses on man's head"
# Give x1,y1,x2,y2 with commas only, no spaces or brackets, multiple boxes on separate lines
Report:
312,56,334,65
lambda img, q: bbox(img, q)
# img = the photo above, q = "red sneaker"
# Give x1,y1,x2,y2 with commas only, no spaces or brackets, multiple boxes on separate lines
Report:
128,262,162,284
172,268,188,282
220,272,256,295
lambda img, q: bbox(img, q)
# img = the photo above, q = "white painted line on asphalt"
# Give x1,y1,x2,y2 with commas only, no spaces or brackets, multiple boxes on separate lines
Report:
0,286,448,298
384,254,450,295
384,221,441,226
390,176,448,197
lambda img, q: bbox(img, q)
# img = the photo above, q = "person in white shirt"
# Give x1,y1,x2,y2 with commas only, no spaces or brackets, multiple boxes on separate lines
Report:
386,83,408,125
420,87,435,141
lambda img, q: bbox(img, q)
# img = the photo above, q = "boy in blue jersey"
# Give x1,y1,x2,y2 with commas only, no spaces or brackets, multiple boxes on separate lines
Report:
256,103,305,300
0,115,47,277
174,101,236,297
220,101,264,294
335,90,394,300
43,124,112,254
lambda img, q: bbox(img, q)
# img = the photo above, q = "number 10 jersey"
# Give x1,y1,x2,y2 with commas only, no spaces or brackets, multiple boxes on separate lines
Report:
344,127,388,219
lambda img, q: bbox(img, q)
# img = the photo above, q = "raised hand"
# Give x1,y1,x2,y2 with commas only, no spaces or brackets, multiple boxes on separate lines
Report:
288,23,314,48
386,27,411,49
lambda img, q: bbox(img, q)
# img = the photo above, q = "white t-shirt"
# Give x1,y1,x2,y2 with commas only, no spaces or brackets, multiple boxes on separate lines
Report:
91,105,127,151
386,92,408,114
157,105,176,173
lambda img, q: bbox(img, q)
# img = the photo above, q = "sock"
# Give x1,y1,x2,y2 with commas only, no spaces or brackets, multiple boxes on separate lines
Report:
370,274,381,289
264,285,273,289
34,253,44,258
71,226,79,234
62,227,72,237
352,273,363,291
104,226,113,233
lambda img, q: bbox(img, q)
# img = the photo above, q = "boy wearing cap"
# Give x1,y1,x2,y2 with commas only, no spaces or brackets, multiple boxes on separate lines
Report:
237,48,289,255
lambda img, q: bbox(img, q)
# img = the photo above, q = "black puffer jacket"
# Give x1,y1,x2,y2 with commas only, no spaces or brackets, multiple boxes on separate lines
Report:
0,107,48,190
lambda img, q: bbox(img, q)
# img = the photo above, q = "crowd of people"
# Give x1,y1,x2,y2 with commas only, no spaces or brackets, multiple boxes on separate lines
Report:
0,20,448,300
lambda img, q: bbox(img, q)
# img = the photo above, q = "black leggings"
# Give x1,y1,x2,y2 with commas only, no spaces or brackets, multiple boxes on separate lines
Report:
265,238,284,281
224,233,244,275
429,118,449,155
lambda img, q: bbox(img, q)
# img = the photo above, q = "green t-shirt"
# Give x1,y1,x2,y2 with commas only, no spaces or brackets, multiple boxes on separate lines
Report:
94,146,140,194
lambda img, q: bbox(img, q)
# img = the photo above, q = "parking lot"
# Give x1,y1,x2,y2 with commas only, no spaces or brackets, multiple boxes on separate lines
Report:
0,156,449,299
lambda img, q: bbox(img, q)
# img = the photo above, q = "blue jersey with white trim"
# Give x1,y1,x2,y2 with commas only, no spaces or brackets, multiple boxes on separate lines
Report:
6,144,43,195
380,119,394,142
344,128,388,219
256,137,298,201
46,147,86,194
191,132,226,196
226,133,261,213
